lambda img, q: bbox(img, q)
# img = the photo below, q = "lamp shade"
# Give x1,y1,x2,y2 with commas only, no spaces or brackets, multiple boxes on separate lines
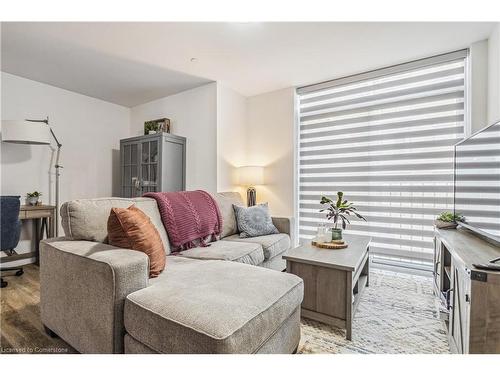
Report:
1,120,51,145
238,166,264,186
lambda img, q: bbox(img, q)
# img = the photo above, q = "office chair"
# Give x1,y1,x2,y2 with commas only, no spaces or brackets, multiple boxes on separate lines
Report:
1,196,24,288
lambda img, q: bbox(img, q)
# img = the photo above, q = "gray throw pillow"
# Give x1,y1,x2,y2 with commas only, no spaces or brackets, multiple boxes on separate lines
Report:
233,203,279,238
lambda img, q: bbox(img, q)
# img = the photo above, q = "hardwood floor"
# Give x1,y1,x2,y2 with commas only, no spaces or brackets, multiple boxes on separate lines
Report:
1,264,77,354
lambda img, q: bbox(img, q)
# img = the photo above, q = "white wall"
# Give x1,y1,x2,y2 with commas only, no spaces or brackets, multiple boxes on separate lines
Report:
246,88,296,217
488,23,500,124
130,83,218,193
216,83,247,194
0,72,130,260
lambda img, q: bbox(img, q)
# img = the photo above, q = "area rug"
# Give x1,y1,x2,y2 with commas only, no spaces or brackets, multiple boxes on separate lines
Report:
298,268,450,354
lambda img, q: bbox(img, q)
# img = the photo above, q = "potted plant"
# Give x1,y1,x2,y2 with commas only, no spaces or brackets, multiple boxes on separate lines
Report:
319,192,366,241
435,212,464,229
27,191,42,206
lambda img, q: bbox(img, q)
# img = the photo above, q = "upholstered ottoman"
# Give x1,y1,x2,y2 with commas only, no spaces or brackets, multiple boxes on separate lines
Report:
123,259,304,354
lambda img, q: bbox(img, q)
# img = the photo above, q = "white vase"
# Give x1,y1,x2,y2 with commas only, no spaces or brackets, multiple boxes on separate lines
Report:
28,196,39,205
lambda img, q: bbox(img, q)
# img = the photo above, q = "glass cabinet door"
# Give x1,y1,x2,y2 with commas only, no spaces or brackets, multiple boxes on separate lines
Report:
122,143,140,197
140,138,159,194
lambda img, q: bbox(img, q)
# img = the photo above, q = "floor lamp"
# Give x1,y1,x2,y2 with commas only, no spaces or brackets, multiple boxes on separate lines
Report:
1,118,62,236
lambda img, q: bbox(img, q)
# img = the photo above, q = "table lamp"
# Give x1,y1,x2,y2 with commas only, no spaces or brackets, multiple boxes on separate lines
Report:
1,118,62,236
237,166,264,206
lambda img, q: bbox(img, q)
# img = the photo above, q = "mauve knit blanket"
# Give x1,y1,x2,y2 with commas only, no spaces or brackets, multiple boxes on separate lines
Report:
143,190,223,251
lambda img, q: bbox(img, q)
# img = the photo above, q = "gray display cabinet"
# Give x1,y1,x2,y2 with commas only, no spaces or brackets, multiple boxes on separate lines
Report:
120,132,186,197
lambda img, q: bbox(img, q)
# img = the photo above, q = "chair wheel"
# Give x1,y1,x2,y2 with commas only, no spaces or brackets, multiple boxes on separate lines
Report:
15,269,24,276
0,279,7,288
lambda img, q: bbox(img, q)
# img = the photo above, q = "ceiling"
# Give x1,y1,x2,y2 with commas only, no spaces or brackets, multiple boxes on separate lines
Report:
1,22,496,106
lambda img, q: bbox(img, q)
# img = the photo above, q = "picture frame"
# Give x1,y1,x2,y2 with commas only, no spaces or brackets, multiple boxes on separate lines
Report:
144,118,171,135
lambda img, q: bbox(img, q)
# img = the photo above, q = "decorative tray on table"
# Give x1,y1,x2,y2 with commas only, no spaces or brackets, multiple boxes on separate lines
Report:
311,239,348,249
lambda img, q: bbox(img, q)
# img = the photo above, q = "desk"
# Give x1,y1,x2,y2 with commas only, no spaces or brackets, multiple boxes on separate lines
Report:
0,205,56,266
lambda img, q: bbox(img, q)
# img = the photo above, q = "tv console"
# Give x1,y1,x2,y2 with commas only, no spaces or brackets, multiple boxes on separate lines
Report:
434,227,500,353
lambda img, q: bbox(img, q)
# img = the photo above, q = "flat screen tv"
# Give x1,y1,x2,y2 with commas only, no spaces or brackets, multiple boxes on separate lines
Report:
454,121,500,243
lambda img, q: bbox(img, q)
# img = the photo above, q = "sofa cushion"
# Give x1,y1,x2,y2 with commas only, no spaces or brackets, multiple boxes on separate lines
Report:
233,203,279,238
124,260,304,353
222,233,290,261
61,197,171,254
148,255,200,285
177,240,264,266
108,205,166,278
212,192,245,238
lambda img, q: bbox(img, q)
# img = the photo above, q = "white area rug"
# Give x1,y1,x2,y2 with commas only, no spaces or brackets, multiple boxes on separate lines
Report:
298,269,450,354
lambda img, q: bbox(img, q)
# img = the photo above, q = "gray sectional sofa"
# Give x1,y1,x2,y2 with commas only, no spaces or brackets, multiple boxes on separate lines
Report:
40,192,303,354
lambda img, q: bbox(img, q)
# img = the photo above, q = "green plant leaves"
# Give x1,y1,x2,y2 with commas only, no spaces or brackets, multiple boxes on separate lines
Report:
27,191,42,198
319,192,367,229
437,211,464,223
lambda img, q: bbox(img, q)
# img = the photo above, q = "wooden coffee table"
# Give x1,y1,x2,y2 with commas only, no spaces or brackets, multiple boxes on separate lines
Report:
283,234,371,340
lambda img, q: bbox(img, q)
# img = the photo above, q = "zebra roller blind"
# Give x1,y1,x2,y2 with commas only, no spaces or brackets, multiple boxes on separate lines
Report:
297,50,468,266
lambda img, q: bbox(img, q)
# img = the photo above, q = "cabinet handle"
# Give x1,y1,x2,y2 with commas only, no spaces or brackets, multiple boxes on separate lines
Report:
465,294,470,303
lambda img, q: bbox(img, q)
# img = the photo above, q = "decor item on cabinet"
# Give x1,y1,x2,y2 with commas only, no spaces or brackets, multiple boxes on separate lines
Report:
319,192,366,241
144,121,158,134
120,133,186,198
144,118,171,135
26,191,42,206
159,118,171,133
237,166,264,206
1,118,62,236
435,211,464,229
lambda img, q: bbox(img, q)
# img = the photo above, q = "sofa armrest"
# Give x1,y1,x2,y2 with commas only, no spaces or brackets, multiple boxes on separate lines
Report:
272,216,295,246
40,237,149,353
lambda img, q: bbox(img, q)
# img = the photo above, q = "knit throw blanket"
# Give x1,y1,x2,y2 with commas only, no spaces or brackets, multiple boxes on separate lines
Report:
144,190,223,252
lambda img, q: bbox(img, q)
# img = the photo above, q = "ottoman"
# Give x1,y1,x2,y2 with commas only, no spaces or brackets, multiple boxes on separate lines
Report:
123,259,304,354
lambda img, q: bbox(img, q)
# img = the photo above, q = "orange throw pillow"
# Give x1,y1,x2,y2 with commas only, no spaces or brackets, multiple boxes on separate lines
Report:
107,205,166,278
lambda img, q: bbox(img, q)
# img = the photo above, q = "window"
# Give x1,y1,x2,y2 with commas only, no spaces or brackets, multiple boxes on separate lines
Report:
297,50,468,270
